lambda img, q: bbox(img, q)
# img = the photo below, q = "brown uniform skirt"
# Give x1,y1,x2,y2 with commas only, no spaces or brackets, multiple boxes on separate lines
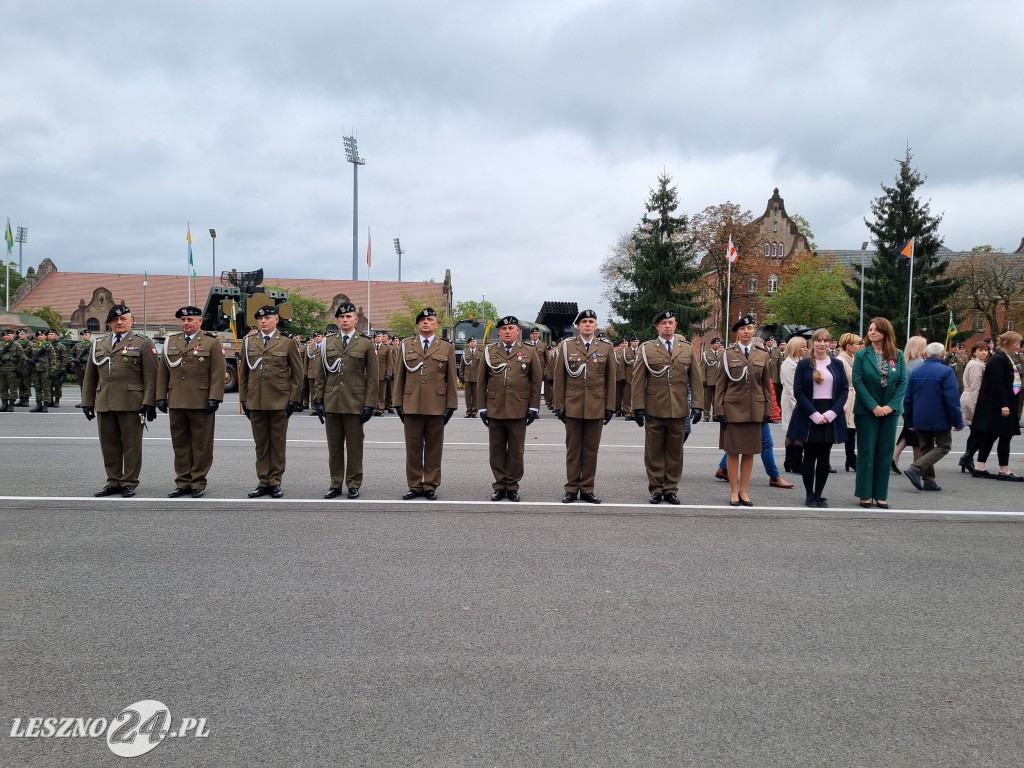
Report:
719,421,763,455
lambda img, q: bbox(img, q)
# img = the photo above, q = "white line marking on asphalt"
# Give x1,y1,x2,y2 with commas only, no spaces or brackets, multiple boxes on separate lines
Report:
1,496,1021,517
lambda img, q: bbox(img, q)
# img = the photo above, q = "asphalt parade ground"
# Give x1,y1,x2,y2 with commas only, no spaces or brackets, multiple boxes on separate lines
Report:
2,387,1022,767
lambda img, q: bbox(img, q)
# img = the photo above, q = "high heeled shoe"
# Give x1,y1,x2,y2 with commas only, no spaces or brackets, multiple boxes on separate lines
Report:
958,454,975,474
845,457,857,472
890,460,901,475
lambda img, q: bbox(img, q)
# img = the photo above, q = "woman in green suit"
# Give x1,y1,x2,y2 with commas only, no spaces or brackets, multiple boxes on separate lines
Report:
852,317,908,508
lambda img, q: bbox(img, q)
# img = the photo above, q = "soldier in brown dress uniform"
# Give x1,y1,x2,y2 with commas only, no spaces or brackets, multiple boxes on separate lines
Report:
302,331,323,411
476,315,543,501
239,304,304,498
394,308,458,499
621,337,639,419
459,336,481,417
156,306,226,498
80,304,158,497
632,309,705,504
701,337,724,421
313,303,378,498
373,332,391,416
715,315,773,507
552,309,617,503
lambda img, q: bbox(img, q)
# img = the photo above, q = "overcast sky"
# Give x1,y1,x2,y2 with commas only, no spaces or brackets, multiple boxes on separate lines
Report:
4,0,1022,321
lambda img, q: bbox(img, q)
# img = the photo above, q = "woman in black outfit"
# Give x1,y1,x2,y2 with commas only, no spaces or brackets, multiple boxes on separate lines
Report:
970,331,1023,481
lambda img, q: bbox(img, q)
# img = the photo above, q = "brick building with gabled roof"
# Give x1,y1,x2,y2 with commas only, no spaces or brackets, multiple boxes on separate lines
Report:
10,259,452,337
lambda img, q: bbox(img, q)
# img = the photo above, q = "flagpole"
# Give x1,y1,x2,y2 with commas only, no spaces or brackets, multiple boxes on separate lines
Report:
143,273,148,336
905,239,914,344
187,221,192,305
945,310,953,352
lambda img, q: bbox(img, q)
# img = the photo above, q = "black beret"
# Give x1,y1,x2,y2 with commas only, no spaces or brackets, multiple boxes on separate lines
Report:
335,302,357,316
254,305,279,318
575,309,597,324
416,308,437,323
766,335,776,342
175,305,203,318
497,315,518,328
630,335,639,341
653,309,676,324
468,336,476,341
313,331,324,337
106,304,131,322
47,328,58,334
1,327,14,334
36,330,47,337
710,337,723,344
529,327,540,333
81,329,91,334
731,314,756,332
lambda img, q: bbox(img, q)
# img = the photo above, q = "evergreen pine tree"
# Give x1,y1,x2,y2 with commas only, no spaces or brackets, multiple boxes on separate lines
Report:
845,148,959,341
610,173,709,340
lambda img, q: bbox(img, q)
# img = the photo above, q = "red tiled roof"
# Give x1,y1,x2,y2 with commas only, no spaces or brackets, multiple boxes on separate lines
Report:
12,271,446,329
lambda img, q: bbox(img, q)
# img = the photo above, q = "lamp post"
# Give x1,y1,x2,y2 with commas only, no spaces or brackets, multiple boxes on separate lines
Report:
15,226,27,275
209,229,217,292
859,241,868,337
343,134,366,281
393,237,404,282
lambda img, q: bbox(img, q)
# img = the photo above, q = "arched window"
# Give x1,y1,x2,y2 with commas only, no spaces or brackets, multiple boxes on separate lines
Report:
770,243,777,257
86,317,100,331
768,274,779,294
778,242,785,258
747,274,758,293
764,243,770,257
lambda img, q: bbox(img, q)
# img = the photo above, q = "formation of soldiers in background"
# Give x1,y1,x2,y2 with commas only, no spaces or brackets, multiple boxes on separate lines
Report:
4,311,1023,504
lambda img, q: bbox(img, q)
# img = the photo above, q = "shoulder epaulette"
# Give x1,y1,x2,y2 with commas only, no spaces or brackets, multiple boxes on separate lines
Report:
204,331,218,338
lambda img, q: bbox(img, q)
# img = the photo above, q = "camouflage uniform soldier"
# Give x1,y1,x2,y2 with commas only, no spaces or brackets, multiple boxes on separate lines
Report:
46,329,68,406
69,330,93,383
80,304,158,496
15,329,32,406
0,327,25,411
27,330,57,412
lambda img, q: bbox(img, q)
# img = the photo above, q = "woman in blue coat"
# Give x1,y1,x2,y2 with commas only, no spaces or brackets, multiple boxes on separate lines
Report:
787,328,848,507
852,317,908,508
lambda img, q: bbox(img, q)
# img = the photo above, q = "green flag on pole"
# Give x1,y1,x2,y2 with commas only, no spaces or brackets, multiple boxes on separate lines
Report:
4,218,13,255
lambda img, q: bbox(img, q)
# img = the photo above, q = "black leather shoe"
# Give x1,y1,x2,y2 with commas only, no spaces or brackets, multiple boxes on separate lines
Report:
816,497,829,508
506,490,520,502
324,488,343,499
167,488,188,498
402,489,422,500
904,467,924,491
579,493,602,504
268,485,284,498
490,489,506,501
121,486,136,497
247,486,269,498
347,488,360,498
649,492,663,504
190,489,205,498
561,492,577,503
423,489,437,500
663,493,680,505
738,496,753,507
94,485,120,497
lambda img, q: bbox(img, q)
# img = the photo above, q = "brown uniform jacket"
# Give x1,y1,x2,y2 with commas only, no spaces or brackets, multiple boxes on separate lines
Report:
313,333,379,413
374,344,390,381
238,331,303,410
476,341,542,418
394,336,458,415
767,346,783,383
81,330,157,412
713,343,773,423
631,336,705,419
701,347,724,380
156,331,226,408
304,342,322,379
459,345,481,383
552,336,617,419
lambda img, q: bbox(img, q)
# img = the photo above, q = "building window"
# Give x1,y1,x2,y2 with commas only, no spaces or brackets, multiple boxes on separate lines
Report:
778,242,785,258
772,222,778,233
768,273,779,294
748,275,758,293
86,317,100,332
972,314,985,332
747,309,758,323
764,243,770,257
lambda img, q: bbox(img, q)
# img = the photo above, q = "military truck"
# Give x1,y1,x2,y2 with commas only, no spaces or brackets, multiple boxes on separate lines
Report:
200,268,293,392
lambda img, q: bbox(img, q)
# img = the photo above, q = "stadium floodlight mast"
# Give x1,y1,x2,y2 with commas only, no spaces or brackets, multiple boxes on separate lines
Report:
343,134,366,280
15,226,28,275
393,237,404,282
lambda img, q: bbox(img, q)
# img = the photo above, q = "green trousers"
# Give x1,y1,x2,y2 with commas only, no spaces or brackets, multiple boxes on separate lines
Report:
854,412,900,501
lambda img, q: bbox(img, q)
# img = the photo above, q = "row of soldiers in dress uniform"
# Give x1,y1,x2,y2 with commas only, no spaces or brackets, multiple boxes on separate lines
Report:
67,299,774,505
0,327,84,412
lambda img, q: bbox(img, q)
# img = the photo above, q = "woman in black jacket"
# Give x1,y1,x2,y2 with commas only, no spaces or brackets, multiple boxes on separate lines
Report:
970,331,1023,481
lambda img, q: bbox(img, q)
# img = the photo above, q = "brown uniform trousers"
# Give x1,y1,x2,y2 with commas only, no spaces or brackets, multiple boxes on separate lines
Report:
632,337,705,494
714,343,773,455
81,331,158,488
157,331,226,491
553,336,617,494
314,333,379,490
374,343,390,412
459,346,481,415
476,341,542,491
238,332,303,487
302,342,321,408
701,348,724,419
394,337,458,491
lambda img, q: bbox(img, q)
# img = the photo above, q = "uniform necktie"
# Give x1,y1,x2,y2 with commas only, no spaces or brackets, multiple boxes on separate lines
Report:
506,344,513,355
666,340,672,353
113,334,122,346
263,335,270,346
743,346,749,358
183,335,192,347
423,339,430,353
342,335,349,348
585,342,591,352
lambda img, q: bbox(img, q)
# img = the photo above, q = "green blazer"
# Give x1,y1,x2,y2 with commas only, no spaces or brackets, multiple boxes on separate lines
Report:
852,347,907,416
